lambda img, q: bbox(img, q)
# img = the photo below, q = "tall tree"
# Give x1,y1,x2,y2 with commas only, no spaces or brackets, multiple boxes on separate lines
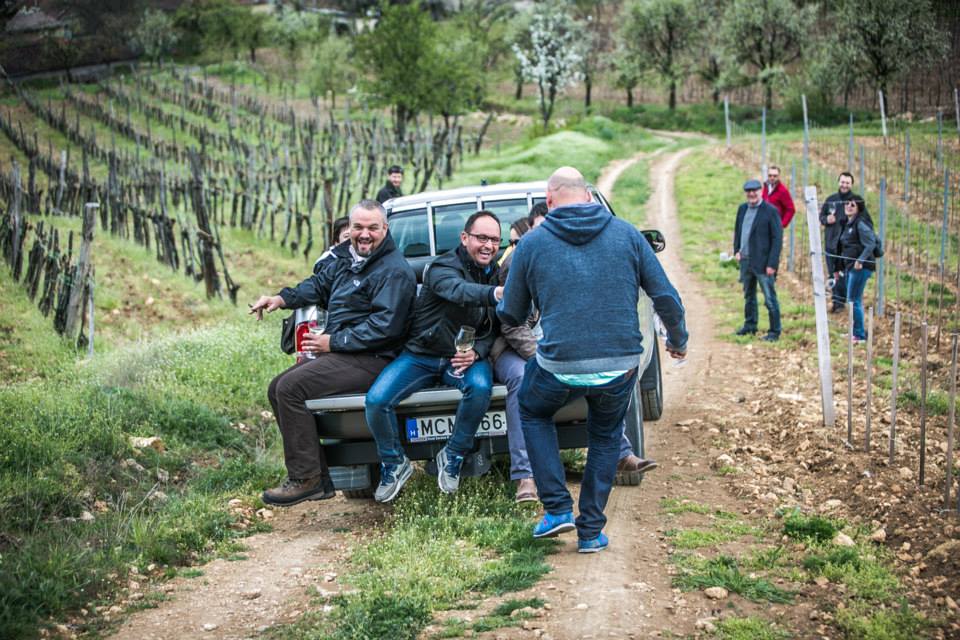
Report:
132,9,179,67
720,0,815,109
307,35,356,109
612,46,642,107
837,0,948,107
619,0,698,110
512,2,584,129
356,1,436,140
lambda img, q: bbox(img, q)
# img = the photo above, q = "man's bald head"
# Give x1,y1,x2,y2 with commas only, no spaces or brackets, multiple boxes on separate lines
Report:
546,166,591,209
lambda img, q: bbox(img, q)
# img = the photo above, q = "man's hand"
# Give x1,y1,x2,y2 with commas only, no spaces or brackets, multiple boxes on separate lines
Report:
494,286,504,302
666,346,686,360
735,251,741,263
301,332,331,353
249,295,285,320
450,348,477,374
827,214,836,224
765,267,776,276
853,261,863,271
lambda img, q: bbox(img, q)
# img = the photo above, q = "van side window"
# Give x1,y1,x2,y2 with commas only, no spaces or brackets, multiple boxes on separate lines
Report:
388,208,430,257
433,202,479,253
481,198,529,248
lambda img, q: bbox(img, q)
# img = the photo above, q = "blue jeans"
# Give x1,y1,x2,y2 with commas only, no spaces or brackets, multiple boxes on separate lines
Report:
846,268,873,340
495,349,635,480
365,350,493,464
740,261,781,336
519,358,637,541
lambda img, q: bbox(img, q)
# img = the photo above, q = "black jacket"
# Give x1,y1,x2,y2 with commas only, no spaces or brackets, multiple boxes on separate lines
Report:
278,233,417,357
819,191,868,251
376,182,402,204
406,245,500,359
839,215,878,272
733,201,783,275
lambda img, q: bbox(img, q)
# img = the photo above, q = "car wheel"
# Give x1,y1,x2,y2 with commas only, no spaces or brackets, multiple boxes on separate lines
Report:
640,334,663,422
342,464,379,500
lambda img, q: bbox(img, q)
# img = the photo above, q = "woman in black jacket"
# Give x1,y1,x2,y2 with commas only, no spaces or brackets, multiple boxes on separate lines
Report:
839,196,877,342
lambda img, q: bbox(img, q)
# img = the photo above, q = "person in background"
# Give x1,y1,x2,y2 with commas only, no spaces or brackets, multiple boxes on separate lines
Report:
314,216,351,273
734,179,783,342
376,165,404,204
498,167,687,553
498,218,530,268
838,195,876,343
762,165,795,228
249,200,416,506
820,172,863,313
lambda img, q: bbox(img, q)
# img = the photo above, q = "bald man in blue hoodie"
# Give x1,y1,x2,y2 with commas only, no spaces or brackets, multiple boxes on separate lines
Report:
497,167,688,553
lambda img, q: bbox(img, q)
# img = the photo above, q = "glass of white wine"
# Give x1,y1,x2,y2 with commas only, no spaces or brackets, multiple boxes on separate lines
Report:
302,309,327,361
449,326,476,379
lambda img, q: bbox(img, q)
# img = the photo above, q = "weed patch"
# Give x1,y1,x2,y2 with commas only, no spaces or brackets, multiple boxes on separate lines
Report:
835,601,928,640
672,555,794,603
714,616,789,640
782,512,842,543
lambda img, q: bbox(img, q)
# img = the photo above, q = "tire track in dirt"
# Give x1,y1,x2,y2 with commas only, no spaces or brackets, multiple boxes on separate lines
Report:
108,500,382,640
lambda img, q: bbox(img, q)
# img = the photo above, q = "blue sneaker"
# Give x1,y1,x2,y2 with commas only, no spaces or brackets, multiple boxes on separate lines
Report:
578,532,609,553
533,511,576,538
436,447,464,494
374,457,413,503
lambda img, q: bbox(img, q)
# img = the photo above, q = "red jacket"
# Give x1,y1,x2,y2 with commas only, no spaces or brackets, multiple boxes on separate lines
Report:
763,181,796,228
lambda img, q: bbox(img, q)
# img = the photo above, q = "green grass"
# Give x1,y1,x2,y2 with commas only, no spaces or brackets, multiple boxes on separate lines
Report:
665,520,763,549
714,616,789,640
782,512,843,544
0,320,289,637
802,543,900,602
608,157,651,225
268,473,551,640
450,115,666,187
660,497,737,518
671,554,794,604
835,601,929,640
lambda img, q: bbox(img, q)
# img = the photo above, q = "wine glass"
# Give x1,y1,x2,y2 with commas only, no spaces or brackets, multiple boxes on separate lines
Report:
828,202,836,221
449,326,476,379
301,309,327,362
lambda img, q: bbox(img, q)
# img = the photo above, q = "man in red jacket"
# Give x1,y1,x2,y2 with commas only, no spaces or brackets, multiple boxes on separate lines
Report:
762,166,796,228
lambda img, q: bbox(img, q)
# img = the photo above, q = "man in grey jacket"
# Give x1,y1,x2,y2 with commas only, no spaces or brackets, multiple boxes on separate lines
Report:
249,200,416,506
733,180,783,342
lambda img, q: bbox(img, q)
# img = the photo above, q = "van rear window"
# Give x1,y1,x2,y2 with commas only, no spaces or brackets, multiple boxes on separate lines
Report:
433,202,479,253
388,208,430,257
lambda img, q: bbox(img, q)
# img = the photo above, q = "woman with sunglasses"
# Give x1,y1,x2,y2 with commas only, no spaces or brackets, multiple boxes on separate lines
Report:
838,196,877,343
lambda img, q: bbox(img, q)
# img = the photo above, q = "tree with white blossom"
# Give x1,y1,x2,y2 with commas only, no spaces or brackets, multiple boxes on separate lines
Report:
512,2,584,130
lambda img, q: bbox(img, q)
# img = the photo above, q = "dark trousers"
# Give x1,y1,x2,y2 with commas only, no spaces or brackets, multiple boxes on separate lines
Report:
740,261,781,336
268,352,389,480
519,359,637,541
826,251,847,306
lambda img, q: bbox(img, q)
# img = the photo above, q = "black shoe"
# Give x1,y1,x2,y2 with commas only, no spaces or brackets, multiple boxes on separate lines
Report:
734,327,757,336
262,475,336,506
831,303,846,313
761,333,780,342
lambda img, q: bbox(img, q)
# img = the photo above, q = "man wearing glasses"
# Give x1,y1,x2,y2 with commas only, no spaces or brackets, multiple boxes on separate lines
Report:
762,165,796,228
365,211,504,502
734,179,783,342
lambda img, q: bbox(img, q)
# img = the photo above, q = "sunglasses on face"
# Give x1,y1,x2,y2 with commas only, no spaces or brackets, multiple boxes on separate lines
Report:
466,232,501,245
509,239,519,246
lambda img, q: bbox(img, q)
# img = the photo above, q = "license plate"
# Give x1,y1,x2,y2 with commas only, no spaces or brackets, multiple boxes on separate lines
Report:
405,411,507,443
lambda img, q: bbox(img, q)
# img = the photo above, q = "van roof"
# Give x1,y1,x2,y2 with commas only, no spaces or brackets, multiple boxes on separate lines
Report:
384,181,549,209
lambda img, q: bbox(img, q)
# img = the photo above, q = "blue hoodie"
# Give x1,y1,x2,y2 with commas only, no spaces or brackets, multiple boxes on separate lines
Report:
497,202,687,375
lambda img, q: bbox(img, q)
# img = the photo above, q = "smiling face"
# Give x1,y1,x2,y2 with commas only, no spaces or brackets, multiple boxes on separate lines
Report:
767,168,780,186
461,215,501,266
389,171,403,188
745,188,762,205
350,206,388,256
838,175,853,194
844,199,859,218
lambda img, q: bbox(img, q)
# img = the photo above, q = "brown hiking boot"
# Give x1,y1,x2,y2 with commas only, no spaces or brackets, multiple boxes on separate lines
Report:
262,475,335,507
515,478,538,503
615,455,658,486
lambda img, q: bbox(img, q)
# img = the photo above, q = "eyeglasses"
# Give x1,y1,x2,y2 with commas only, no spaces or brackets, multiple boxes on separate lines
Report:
844,201,858,207
509,239,519,246
767,174,779,178
466,232,501,245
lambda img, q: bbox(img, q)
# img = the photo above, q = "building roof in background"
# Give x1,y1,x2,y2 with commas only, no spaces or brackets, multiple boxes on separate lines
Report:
5,6,65,33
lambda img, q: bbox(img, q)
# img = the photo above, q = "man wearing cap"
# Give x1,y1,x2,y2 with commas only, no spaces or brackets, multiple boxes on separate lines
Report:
376,165,404,204
734,179,783,342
